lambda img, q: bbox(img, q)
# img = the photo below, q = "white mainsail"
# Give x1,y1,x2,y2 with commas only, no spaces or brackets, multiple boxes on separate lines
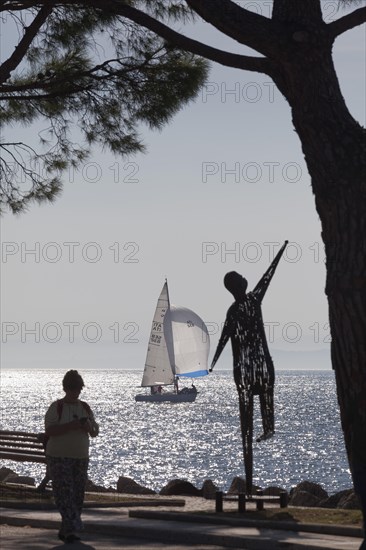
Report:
141,282,175,387
164,306,210,378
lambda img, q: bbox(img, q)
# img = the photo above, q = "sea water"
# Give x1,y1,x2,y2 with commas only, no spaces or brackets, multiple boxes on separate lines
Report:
0,368,351,494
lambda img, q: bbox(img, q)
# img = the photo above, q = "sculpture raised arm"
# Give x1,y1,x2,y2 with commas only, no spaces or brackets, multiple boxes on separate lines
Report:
252,240,288,303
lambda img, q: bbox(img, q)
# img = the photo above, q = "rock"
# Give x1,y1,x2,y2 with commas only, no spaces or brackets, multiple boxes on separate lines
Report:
160,479,201,496
227,477,247,494
289,481,327,508
85,479,116,493
0,467,17,482
116,476,156,495
319,489,352,509
201,479,219,500
338,490,361,510
289,490,322,507
227,476,261,495
4,475,35,486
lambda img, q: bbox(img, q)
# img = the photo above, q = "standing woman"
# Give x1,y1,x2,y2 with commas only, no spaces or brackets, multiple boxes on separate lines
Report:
45,370,99,543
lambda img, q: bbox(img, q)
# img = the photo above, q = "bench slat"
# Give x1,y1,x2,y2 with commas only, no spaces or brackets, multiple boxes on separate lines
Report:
0,451,46,463
0,430,40,438
0,446,44,456
0,441,43,450
0,435,41,444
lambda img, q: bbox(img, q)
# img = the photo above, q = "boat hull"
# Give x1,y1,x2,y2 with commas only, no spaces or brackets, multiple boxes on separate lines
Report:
135,389,197,403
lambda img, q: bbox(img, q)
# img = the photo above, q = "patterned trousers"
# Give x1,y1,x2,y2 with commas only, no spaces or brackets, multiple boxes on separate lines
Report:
47,456,89,535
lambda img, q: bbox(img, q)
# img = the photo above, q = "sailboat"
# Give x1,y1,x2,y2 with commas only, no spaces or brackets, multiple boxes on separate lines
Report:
135,281,210,403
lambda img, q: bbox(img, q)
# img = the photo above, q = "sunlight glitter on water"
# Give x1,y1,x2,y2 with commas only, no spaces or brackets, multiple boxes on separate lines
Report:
0,368,351,493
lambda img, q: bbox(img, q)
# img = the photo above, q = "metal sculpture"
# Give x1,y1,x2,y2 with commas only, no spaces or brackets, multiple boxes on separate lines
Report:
210,240,288,494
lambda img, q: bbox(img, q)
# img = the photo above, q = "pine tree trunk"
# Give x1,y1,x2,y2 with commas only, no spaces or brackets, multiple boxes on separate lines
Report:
270,35,366,520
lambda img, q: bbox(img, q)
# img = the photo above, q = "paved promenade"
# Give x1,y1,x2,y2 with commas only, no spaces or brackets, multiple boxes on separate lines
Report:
0,496,364,550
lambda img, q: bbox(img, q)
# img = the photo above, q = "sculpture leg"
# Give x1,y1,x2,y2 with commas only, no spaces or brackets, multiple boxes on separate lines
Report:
257,386,274,442
260,386,274,433
237,386,254,495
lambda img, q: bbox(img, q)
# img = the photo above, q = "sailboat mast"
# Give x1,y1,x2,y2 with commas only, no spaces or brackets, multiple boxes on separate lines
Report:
165,278,170,309
164,278,177,382
169,284,179,393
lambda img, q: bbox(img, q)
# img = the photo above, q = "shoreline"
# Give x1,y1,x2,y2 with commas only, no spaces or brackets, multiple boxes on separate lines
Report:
0,468,361,517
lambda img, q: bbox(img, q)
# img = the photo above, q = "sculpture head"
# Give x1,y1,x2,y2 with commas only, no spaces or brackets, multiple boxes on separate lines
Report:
224,271,248,300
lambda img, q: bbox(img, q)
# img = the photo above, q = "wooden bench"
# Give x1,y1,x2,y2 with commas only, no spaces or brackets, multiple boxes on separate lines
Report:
0,430,50,491
215,489,288,512
0,430,46,464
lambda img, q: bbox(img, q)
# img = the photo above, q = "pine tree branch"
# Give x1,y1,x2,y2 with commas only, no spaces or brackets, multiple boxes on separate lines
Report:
0,57,143,95
0,1,39,11
328,7,366,38
0,50,194,99
88,0,270,74
0,3,53,84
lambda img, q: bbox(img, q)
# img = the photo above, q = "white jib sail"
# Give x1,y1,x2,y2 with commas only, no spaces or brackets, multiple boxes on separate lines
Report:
141,282,175,387
164,305,210,378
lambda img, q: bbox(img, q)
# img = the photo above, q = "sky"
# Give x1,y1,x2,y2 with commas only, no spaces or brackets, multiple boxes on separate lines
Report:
1,1,365,372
